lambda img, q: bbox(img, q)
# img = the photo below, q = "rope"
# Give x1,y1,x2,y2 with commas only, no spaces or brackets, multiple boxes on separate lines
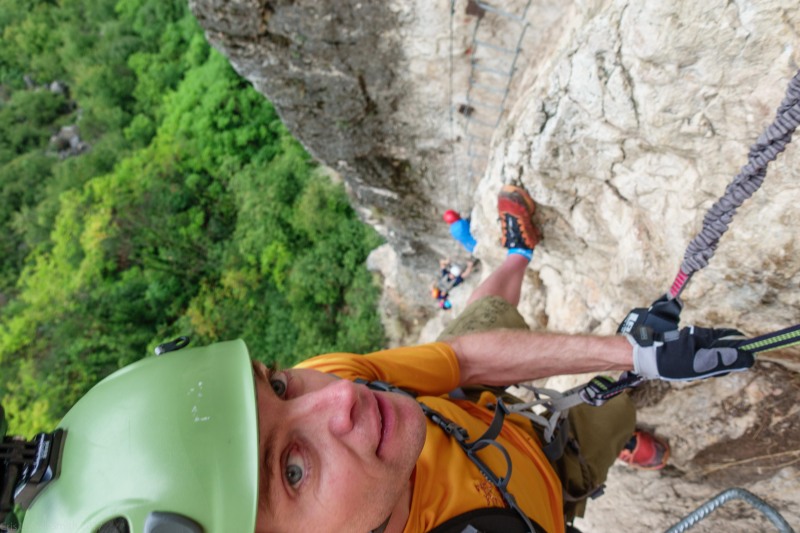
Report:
670,70,800,298
736,323,800,353
665,488,795,533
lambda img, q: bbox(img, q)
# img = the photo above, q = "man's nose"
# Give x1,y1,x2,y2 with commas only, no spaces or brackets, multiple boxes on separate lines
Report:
293,378,359,437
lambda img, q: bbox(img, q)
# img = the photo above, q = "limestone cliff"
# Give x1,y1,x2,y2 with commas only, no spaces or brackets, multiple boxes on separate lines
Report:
190,0,799,358
190,1,800,529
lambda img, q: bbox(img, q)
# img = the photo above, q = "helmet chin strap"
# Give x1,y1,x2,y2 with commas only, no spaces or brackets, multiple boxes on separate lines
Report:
370,514,392,533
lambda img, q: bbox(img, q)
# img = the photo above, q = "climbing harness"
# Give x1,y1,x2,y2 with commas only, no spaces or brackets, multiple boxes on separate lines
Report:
503,373,644,458
356,379,545,533
422,397,541,532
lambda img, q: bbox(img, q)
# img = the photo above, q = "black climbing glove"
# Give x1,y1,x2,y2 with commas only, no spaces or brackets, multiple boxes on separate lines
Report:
617,294,683,335
626,325,755,381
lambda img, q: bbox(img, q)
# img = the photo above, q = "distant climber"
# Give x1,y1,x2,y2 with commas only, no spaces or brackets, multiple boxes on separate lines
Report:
443,209,477,254
431,257,477,310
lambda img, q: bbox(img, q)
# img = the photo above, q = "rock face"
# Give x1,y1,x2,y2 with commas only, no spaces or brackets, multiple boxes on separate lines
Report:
190,0,800,360
471,2,800,368
189,0,449,280
190,0,800,529
188,0,572,327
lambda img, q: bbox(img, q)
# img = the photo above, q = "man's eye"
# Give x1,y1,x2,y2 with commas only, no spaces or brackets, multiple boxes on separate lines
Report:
270,376,287,397
285,452,305,488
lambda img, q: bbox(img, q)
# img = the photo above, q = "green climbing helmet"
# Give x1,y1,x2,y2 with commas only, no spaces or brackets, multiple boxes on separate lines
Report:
20,339,259,533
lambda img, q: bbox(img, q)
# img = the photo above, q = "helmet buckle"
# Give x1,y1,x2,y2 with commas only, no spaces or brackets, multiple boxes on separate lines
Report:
1,414,66,522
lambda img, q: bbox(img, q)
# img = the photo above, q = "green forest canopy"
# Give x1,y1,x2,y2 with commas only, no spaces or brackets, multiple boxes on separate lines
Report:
0,0,386,437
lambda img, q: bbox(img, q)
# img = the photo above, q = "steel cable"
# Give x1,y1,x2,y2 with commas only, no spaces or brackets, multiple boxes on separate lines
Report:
665,488,795,533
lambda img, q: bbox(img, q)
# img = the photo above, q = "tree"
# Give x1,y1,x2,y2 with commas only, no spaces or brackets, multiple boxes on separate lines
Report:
0,0,385,437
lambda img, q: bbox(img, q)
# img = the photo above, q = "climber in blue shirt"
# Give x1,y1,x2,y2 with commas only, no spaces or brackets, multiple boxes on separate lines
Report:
443,209,477,254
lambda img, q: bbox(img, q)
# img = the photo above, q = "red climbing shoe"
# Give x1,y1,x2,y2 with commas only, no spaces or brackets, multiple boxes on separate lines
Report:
497,185,541,250
618,430,670,470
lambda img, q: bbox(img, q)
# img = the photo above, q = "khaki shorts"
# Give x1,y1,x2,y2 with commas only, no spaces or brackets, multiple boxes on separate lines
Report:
437,296,636,521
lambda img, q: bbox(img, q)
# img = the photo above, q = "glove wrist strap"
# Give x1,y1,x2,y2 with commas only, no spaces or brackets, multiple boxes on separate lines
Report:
625,332,659,379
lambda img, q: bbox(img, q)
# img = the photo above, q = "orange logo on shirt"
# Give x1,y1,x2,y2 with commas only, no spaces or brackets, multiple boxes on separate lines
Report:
474,479,503,506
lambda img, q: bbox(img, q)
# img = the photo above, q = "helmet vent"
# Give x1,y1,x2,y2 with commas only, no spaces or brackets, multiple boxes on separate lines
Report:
154,336,191,356
97,517,129,533
144,511,203,532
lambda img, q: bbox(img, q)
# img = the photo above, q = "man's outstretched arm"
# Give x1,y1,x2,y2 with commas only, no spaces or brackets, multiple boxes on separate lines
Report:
445,326,756,387
445,329,632,387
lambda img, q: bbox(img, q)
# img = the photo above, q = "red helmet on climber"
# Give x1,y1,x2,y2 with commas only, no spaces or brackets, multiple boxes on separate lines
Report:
442,210,461,224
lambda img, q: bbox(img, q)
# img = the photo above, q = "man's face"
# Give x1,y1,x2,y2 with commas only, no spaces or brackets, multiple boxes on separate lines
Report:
252,364,427,533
